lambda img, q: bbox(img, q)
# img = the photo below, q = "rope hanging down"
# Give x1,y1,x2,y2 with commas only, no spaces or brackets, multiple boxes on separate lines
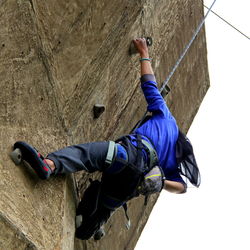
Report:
133,0,217,132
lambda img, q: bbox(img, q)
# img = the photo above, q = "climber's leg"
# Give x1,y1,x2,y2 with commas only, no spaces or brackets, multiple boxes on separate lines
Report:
46,141,110,175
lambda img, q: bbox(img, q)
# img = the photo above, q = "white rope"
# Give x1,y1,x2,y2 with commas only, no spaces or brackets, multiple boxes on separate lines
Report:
203,3,250,40
160,0,217,93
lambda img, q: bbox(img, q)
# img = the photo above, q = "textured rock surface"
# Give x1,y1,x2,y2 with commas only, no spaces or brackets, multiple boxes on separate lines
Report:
0,0,209,249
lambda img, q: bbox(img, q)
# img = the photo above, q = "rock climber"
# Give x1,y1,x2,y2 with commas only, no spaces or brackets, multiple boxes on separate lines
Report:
12,38,200,240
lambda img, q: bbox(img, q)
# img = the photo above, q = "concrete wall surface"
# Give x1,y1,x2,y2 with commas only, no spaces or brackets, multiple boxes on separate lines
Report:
0,0,209,249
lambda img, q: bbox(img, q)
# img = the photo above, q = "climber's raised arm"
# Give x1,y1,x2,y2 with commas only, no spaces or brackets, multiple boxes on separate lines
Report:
133,38,171,117
133,38,154,76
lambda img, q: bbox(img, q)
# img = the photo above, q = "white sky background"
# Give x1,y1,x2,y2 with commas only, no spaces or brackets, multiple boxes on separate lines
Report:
135,0,250,249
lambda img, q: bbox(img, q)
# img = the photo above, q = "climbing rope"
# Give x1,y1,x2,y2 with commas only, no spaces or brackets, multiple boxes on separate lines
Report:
203,3,250,40
160,0,217,93
132,0,217,131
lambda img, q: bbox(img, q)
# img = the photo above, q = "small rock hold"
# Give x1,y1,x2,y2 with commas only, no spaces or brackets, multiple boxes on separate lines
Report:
93,104,105,119
94,227,105,240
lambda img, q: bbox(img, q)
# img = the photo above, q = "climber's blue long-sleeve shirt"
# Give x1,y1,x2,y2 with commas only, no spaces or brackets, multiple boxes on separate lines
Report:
131,74,185,184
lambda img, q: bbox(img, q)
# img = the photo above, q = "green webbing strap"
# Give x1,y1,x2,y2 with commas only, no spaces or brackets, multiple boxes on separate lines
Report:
141,139,158,168
105,141,116,165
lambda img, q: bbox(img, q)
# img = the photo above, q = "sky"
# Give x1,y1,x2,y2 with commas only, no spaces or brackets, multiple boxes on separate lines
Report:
135,0,250,249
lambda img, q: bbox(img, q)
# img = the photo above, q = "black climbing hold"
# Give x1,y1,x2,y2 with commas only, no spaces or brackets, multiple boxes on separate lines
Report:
161,84,171,98
129,37,153,55
93,104,105,119
94,227,105,240
145,37,153,46
10,148,22,165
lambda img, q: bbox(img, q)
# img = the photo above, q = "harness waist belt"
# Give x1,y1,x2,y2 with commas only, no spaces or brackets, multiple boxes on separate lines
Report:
105,138,158,169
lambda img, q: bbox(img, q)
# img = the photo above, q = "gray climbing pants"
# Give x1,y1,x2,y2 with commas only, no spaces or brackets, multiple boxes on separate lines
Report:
47,141,110,175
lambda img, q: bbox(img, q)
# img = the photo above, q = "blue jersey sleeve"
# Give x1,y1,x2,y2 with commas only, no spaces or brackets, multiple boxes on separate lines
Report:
140,74,172,118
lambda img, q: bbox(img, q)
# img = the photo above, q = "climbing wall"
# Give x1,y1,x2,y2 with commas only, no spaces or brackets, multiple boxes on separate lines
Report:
0,0,209,249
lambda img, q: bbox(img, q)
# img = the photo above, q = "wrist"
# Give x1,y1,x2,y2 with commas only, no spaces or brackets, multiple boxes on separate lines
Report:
140,58,151,62
140,51,149,58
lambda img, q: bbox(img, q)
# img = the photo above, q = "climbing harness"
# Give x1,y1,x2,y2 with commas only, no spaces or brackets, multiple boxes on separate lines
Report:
105,141,116,165
104,138,158,172
133,0,217,131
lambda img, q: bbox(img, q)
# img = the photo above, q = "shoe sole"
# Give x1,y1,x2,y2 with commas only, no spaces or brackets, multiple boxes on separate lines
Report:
13,141,50,180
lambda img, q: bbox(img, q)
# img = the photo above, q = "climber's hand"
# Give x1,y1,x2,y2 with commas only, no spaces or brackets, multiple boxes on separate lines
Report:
133,38,149,58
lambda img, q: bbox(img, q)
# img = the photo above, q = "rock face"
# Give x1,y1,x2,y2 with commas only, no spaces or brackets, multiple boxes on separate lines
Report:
0,0,209,249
